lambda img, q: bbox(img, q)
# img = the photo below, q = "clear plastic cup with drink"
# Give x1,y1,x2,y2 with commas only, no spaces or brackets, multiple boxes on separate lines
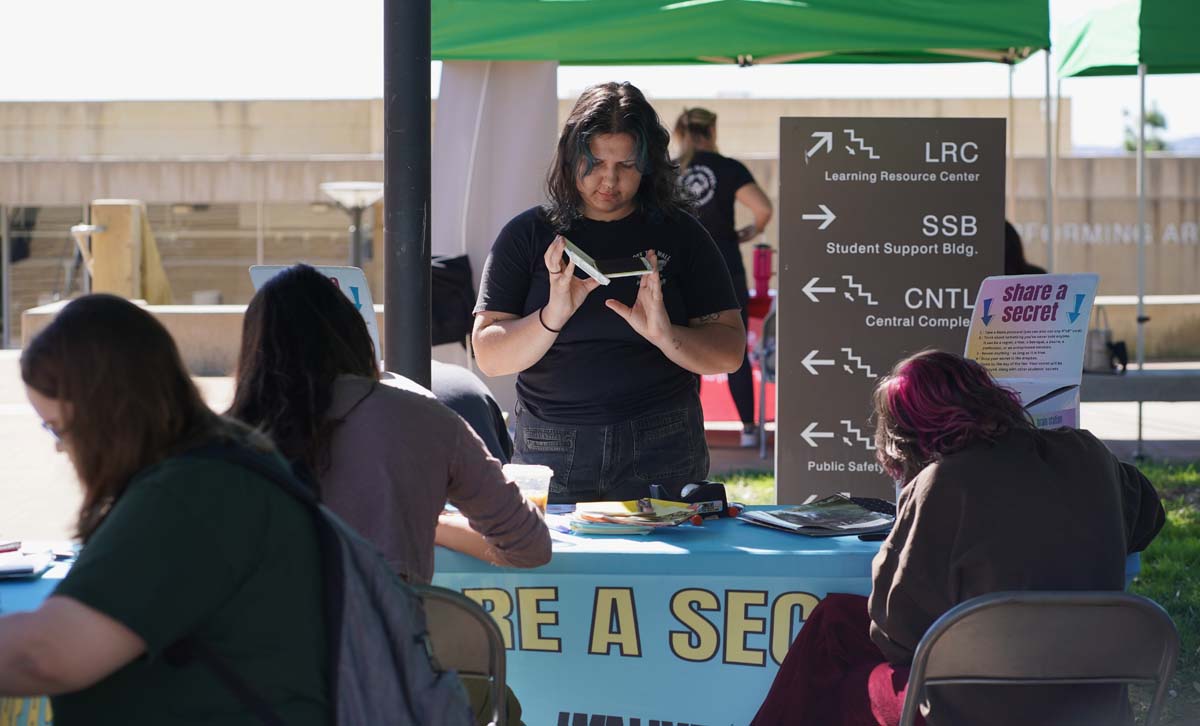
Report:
502,464,552,512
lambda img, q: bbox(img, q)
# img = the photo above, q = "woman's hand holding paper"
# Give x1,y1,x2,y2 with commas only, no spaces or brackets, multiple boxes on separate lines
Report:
542,235,601,331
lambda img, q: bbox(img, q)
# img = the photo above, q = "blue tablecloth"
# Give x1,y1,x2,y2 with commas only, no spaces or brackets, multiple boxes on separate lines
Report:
432,517,884,726
0,522,1141,726
432,515,1141,726
0,562,70,614
0,562,67,726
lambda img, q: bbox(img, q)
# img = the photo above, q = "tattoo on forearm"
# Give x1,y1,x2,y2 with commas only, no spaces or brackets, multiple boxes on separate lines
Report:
672,337,683,351
696,313,720,323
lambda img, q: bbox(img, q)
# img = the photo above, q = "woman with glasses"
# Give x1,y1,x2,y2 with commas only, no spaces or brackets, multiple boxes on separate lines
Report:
0,295,329,725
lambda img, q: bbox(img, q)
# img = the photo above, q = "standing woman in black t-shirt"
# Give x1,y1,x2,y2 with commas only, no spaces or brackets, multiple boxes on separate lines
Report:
675,107,774,447
473,82,745,504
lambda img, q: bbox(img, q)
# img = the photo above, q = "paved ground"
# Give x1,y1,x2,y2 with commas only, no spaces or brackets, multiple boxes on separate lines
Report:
2,350,1196,541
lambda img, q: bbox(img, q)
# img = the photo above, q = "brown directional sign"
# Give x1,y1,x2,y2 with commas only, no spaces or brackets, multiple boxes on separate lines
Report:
777,118,1005,503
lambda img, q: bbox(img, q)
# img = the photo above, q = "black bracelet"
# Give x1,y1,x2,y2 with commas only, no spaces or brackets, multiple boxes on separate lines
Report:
538,306,562,334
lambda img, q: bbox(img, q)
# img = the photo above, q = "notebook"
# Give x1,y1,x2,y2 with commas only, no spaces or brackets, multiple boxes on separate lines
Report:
737,495,894,537
0,552,53,579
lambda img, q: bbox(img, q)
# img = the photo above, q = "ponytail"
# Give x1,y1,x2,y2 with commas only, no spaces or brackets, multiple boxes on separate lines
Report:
674,107,717,170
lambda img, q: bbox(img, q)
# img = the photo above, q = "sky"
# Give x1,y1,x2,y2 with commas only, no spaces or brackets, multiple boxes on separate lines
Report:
2,0,1197,150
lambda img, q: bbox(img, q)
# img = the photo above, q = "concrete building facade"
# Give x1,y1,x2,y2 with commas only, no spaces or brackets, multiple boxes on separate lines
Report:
3,95,1197,357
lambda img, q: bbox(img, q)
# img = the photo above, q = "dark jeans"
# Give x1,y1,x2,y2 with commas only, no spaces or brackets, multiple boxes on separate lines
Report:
513,396,710,504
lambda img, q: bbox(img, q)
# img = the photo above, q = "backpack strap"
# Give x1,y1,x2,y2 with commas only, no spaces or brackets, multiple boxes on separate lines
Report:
165,638,287,726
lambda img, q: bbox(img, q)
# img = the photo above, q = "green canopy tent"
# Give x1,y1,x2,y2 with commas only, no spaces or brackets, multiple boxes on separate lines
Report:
431,1,1053,232
1058,0,1200,378
362,1,1052,394
426,0,1053,256
433,0,1046,66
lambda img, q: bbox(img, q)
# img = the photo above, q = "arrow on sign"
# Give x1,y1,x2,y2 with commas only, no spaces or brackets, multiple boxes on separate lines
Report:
349,286,363,311
1067,293,1087,324
802,350,836,375
981,298,994,326
806,131,833,160
801,204,837,230
802,277,837,303
801,422,835,448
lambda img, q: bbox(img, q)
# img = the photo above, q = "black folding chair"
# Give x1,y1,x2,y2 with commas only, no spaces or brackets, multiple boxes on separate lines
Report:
900,591,1179,726
414,585,508,726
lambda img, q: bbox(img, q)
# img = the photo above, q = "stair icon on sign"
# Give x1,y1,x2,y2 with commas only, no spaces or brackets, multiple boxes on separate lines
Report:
841,420,876,451
844,129,880,159
841,348,878,378
842,275,878,305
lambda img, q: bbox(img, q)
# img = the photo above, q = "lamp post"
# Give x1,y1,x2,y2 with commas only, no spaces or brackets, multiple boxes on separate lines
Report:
320,181,385,268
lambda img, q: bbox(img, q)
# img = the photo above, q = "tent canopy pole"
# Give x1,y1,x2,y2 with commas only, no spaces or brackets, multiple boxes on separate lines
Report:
384,0,432,388
1053,76,1063,278
1136,62,1147,373
1007,63,1015,220
1,205,9,350
1136,62,1147,458
1044,49,1054,272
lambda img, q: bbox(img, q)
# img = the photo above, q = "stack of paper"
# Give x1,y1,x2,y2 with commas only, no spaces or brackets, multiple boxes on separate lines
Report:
560,499,700,535
738,495,894,537
0,552,53,579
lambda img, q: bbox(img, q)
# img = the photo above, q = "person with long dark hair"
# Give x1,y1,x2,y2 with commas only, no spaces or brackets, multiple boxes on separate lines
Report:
228,264,549,585
674,107,773,446
752,351,1164,726
473,82,745,504
0,295,329,724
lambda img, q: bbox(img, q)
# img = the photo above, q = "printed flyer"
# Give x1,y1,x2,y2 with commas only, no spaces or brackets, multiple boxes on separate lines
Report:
965,273,1099,428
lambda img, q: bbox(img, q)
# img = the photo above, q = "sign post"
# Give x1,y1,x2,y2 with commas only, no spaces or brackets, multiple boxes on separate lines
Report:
778,118,1005,502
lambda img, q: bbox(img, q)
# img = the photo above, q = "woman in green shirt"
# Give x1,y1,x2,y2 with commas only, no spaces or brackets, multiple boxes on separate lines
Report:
0,295,329,726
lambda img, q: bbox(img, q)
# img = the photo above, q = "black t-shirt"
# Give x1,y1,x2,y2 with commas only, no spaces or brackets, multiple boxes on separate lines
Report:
475,205,739,425
678,150,756,295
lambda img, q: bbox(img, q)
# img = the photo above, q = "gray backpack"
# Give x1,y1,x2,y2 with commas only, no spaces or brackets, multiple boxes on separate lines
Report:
173,443,474,726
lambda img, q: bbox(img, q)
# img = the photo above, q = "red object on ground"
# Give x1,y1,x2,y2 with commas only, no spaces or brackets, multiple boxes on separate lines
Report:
704,246,775,425
746,245,775,319
745,294,773,321
700,311,776,424
689,514,705,527
750,594,920,726
752,244,773,298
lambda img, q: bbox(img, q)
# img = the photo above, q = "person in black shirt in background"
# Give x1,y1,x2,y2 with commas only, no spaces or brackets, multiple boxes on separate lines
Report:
675,108,773,447
1004,221,1047,275
431,360,513,463
473,82,745,504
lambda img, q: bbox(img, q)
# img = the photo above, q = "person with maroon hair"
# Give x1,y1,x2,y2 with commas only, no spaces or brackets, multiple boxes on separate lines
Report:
753,350,1164,726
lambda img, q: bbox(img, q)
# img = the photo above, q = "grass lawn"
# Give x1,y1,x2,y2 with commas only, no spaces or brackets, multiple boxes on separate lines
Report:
1130,462,1200,724
719,462,1200,724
